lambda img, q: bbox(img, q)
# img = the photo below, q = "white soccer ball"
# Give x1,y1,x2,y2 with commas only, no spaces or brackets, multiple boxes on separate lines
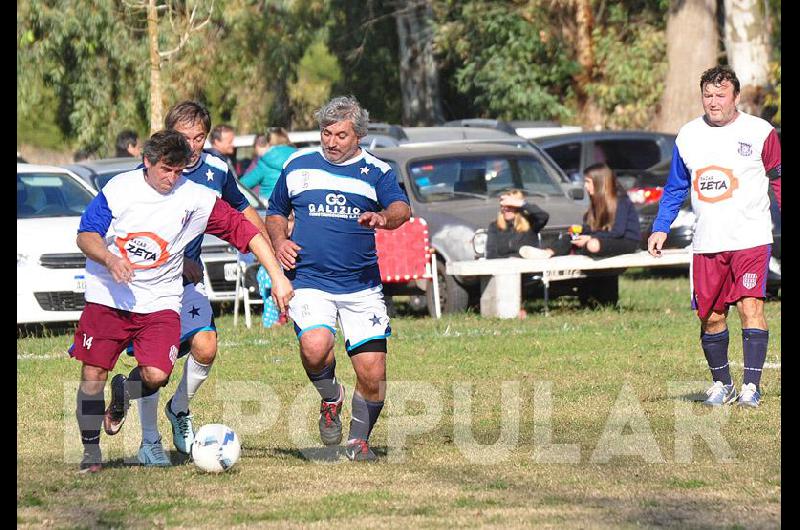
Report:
191,424,241,473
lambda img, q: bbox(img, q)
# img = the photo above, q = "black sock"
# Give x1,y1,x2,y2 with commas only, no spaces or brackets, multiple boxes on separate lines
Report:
701,329,731,385
76,387,104,453
306,358,340,403
126,366,160,399
348,391,384,442
742,328,769,390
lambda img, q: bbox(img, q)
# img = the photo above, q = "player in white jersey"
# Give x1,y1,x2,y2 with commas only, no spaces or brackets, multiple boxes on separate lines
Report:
648,66,781,408
266,96,411,461
70,130,293,472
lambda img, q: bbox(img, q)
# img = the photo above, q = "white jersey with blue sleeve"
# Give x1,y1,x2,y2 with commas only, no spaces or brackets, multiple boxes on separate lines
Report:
78,169,219,314
267,147,409,294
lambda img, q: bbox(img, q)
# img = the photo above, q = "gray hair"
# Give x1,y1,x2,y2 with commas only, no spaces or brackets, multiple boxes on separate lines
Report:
314,96,369,137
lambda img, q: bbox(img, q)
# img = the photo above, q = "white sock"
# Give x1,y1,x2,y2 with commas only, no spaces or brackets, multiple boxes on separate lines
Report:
138,390,161,444
170,355,211,414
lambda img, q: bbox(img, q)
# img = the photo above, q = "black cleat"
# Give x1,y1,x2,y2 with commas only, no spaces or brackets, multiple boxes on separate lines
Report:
103,374,129,436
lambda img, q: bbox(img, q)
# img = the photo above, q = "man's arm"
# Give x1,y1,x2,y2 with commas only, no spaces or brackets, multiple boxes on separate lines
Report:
266,214,301,270
242,206,275,254
76,232,132,283
247,233,294,312
358,200,411,230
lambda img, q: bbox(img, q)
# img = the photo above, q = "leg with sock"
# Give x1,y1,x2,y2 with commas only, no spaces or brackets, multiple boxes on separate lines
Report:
700,310,737,407
346,347,387,461
76,374,106,473
736,297,769,407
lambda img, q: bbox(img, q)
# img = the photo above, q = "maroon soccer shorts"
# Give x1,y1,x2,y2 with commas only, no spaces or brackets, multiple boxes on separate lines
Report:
691,244,771,318
71,302,180,374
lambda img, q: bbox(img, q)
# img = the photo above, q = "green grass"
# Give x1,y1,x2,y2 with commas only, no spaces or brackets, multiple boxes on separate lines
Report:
17,275,781,528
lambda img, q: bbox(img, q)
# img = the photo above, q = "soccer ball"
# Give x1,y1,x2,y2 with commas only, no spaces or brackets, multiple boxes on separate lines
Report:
191,424,241,473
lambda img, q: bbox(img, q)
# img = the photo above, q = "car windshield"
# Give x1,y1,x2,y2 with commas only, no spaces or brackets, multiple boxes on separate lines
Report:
17,172,94,219
407,155,564,202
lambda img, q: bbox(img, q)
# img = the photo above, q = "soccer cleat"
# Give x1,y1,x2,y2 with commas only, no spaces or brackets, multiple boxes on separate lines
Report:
738,383,762,408
703,380,738,406
138,438,171,467
345,438,377,462
103,374,130,435
165,398,194,455
78,446,102,474
519,246,551,260
319,384,345,446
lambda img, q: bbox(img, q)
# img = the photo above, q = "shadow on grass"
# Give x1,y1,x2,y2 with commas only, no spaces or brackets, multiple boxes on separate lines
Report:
259,445,389,462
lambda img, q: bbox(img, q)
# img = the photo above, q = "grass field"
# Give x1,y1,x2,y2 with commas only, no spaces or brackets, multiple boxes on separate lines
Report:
17,274,781,528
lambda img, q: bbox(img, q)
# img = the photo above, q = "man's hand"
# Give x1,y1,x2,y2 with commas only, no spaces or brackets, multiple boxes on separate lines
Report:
358,211,387,228
276,239,302,269
104,254,134,284
182,258,204,284
647,232,667,257
570,235,591,248
270,274,294,313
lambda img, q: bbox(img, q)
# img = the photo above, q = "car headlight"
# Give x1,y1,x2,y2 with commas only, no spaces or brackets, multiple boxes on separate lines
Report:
472,229,488,257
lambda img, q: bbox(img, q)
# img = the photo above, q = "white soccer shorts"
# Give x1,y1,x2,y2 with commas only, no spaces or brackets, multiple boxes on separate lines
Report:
180,282,216,341
288,286,392,353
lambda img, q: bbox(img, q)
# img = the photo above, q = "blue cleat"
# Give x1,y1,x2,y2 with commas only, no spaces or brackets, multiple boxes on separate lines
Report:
703,381,738,406
737,383,761,408
138,438,171,467
165,398,194,455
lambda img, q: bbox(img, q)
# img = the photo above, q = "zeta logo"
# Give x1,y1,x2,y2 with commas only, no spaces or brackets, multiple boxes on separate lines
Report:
742,273,758,289
115,231,170,269
693,165,738,203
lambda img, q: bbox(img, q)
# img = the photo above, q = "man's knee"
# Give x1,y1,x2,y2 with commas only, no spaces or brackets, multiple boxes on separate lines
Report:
701,310,728,333
190,331,218,364
299,329,335,367
140,366,170,389
80,364,108,394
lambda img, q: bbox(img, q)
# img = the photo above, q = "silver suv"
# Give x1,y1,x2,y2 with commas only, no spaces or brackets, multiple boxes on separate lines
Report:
372,142,591,314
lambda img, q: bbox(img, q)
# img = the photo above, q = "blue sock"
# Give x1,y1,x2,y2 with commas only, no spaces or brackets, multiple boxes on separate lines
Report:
701,329,731,385
742,328,769,390
306,358,340,403
348,391,384,442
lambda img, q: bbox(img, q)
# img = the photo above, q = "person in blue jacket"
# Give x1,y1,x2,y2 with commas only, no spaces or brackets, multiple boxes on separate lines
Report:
240,127,297,203
534,163,641,258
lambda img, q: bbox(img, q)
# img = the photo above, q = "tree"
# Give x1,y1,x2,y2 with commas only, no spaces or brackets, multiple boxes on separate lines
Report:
653,0,718,133
393,0,445,125
723,0,771,116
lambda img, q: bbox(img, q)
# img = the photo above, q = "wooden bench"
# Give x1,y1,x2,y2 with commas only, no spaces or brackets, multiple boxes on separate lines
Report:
447,249,691,318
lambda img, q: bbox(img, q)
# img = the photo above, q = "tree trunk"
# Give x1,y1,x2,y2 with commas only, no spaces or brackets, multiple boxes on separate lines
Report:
147,0,163,133
652,0,718,133
394,0,444,125
573,0,603,129
723,0,771,116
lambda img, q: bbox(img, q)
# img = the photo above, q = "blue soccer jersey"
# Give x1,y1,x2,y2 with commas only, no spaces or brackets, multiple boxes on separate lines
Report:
182,151,250,265
267,147,409,294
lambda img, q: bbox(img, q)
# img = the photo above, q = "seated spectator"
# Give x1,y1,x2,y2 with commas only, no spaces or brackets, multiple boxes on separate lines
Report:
239,127,297,203
527,163,641,259
485,189,550,259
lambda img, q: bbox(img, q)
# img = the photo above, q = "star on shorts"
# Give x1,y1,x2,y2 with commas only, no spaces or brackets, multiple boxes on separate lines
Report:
370,314,382,326
189,305,201,318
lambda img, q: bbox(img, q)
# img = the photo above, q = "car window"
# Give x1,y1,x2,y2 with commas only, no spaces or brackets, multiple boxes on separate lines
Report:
408,155,563,202
592,139,662,170
544,142,581,174
237,182,265,210
17,173,94,219
96,168,134,190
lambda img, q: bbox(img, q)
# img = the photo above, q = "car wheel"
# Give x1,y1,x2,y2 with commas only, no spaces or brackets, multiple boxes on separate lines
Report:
578,274,620,308
426,258,470,316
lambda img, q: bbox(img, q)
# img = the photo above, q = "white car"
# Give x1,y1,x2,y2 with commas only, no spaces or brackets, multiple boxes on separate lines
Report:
17,163,97,324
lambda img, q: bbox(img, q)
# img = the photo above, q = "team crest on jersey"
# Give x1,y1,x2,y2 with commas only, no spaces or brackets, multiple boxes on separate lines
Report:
737,141,753,157
693,165,738,203
742,273,758,289
115,232,170,269
169,345,178,365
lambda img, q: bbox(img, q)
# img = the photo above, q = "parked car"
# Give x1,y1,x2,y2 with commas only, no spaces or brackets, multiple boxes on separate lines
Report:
532,130,676,206
17,163,97,324
65,157,268,305
371,142,621,314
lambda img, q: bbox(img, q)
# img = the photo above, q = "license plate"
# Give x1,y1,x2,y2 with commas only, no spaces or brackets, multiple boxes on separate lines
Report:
74,274,86,293
224,262,240,282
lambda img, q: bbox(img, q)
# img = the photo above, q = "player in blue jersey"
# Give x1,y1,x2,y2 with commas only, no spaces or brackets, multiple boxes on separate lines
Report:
266,96,411,461
130,101,278,465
